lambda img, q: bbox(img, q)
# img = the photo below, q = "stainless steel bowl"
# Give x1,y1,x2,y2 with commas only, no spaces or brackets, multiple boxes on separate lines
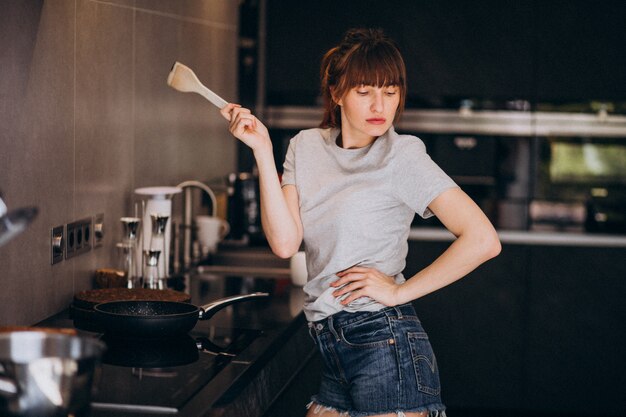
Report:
0,331,105,417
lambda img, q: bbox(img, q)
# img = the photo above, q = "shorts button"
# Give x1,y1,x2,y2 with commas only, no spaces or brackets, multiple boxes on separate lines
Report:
316,324,324,331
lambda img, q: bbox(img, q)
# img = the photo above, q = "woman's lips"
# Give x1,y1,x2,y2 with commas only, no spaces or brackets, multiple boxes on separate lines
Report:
366,118,386,125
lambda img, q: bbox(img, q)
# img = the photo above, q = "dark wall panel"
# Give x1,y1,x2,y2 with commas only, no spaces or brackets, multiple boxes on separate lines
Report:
266,0,626,107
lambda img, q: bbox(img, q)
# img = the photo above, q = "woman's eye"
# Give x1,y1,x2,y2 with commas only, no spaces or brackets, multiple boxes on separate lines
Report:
356,90,368,96
385,90,397,96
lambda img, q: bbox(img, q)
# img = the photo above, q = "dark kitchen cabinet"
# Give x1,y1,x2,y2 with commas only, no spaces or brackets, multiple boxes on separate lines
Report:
266,0,534,107
405,240,626,416
525,246,626,416
266,0,626,107
406,241,529,412
533,1,626,101
209,314,319,417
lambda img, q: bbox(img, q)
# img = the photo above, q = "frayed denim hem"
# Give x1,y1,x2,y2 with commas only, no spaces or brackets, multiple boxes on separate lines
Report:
351,407,446,417
307,399,446,417
307,399,350,417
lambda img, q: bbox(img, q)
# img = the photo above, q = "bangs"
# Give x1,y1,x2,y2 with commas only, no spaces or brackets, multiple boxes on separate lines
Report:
340,44,405,89
319,28,407,128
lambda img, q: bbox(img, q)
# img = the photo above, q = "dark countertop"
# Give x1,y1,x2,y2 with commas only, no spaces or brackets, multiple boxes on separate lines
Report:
37,269,313,417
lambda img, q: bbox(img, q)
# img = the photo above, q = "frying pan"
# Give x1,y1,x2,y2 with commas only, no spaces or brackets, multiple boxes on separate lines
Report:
93,292,268,339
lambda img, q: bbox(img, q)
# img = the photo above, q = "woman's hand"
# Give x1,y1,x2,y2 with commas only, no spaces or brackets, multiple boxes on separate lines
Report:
331,266,401,307
220,103,271,152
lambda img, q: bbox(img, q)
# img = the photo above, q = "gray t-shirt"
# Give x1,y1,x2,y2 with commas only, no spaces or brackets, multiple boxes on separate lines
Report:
281,127,457,321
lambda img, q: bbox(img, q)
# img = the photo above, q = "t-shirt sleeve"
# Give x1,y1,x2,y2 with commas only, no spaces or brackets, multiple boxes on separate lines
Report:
281,136,296,187
393,139,458,218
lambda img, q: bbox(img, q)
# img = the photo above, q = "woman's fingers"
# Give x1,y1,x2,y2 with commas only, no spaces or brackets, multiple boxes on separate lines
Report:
230,112,258,136
339,290,365,305
332,279,365,297
221,103,251,126
221,104,271,151
219,103,241,121
332,267,370,286
331,267,400,306
331,272,364,289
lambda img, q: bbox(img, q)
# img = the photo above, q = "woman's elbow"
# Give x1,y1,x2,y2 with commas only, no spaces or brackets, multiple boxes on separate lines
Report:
269,239,301,259
481,230,501,261
272,246,298,259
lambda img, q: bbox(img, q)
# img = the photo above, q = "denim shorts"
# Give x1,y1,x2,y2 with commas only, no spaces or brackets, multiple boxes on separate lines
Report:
307,303,446,417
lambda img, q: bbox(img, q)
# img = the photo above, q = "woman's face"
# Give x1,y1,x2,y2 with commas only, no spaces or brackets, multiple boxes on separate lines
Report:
336,84,400,147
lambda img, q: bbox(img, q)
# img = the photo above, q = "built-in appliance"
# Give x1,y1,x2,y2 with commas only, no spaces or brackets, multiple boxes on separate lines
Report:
414,133,498,227
265,107,626,234
535,136,626,233
411,133,526,229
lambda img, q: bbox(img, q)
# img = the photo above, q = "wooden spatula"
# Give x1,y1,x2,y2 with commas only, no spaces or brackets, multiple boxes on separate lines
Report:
166,61,228,109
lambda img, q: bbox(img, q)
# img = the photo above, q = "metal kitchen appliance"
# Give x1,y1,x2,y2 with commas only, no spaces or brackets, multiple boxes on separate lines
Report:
0,331,105,417
0,193,38,247
134,187,182,279
175,180,218,272
227,172,262,243
119,217,141,287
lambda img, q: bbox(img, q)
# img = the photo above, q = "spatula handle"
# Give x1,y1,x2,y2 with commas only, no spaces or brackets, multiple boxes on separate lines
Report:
197,84,228,109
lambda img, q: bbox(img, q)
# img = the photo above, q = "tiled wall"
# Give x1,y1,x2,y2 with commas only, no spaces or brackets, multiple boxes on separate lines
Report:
0,0,239,325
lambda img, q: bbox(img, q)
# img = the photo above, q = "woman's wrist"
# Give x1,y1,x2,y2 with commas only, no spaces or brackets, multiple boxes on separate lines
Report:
252,141,274,161
394,281,414,305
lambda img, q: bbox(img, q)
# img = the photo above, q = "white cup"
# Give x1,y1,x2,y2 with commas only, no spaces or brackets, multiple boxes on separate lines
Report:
195,215,230,254
290,251,307,286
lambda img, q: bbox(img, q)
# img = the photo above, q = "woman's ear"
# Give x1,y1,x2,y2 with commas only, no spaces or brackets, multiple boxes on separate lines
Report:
330,87,342,106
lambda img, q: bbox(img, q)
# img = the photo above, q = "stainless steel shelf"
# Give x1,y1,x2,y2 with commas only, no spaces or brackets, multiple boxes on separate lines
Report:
265,106,626,138
409,227,626,247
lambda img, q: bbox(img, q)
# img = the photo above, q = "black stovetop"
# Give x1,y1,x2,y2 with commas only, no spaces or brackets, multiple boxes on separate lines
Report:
91,327,263,414
39,272,304,417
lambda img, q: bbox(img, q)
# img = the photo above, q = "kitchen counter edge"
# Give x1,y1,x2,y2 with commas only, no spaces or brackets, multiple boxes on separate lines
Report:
410,227,626,247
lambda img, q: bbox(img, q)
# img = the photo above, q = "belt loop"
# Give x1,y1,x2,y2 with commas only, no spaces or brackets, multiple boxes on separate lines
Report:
393,305,403,319
307,322,316,341
328,315,341,342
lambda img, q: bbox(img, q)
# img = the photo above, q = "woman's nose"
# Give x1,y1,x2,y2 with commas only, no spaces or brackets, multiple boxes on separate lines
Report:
370,92,384,113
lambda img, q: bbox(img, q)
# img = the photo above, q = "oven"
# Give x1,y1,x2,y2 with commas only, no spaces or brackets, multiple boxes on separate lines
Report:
534,135,626,233
404,131,543,232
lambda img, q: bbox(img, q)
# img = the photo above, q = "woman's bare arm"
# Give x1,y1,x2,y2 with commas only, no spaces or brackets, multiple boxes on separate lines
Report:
220,104,303,258
331,187,501,305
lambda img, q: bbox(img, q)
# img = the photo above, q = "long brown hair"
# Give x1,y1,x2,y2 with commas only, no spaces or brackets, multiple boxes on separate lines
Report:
319,28,407,128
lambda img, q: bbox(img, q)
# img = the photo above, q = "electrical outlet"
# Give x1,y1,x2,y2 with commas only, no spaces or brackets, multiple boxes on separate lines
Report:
50,225,64,264
66,218,92,259
93,213,104,248
65,221,77,259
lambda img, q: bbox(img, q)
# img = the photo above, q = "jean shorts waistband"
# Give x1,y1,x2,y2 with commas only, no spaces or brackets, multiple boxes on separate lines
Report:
307,303,417,335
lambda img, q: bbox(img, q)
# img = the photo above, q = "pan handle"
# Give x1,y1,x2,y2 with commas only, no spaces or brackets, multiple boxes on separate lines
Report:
198,292,269,321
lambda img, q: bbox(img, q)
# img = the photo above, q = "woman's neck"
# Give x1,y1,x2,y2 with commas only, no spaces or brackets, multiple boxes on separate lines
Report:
336,132,376,149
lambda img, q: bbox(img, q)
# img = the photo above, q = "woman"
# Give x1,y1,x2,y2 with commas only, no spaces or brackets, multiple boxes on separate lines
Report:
221,28,501,417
